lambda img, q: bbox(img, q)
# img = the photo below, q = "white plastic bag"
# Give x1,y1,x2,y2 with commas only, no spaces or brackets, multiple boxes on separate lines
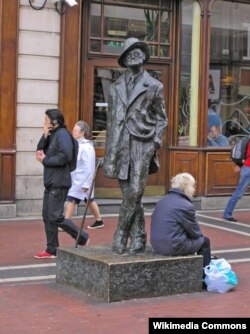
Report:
204,258,238,293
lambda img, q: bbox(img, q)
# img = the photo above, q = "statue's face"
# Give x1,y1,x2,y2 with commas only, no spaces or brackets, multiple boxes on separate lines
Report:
124,48,146,68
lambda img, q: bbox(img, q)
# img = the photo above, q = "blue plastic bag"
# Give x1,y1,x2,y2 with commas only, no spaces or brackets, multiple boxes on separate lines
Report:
204,258,238,293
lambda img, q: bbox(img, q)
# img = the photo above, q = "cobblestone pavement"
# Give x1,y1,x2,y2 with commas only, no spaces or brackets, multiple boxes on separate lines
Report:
0,210,250,333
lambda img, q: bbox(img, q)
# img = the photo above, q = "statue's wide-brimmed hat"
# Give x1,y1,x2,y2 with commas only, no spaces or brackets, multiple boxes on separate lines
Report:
118,38,150,68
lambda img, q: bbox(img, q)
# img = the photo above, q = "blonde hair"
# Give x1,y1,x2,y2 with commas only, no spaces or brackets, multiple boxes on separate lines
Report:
171,173,196,199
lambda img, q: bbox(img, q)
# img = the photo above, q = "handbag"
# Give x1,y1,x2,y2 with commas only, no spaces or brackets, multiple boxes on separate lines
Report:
204,258,238,293
148,152,160,175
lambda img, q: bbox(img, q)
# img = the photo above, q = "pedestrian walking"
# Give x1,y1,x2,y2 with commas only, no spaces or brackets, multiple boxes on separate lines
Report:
34,109,89,259
223,139,250,221
64,120,104,229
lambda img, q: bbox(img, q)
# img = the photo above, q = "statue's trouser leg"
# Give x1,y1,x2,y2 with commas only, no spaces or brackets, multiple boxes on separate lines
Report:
129,203,147,254
112,139,154,254
112,179,146,253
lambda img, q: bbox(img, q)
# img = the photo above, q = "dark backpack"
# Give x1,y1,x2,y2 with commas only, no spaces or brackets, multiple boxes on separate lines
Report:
231,136,250,167
68,131,79,172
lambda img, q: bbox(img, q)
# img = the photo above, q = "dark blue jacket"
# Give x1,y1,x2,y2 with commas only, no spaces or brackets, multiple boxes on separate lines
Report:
37,127,73,189
150,189,204,256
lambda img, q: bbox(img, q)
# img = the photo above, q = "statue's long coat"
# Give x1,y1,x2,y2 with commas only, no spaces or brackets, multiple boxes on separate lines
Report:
103,70,167,180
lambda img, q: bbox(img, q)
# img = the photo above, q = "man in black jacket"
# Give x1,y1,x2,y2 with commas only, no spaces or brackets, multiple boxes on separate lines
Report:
34,108,89,259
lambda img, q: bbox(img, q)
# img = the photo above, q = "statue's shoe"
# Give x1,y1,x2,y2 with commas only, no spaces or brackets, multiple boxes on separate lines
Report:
129,245,146,255
129,236,146,255
112,232,128,254
112,245,126,254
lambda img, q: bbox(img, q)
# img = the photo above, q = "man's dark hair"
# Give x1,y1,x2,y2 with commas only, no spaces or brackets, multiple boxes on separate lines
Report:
45,108,65,127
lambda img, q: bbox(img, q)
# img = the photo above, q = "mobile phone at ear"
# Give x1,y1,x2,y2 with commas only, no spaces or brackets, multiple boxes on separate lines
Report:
48,122,54,133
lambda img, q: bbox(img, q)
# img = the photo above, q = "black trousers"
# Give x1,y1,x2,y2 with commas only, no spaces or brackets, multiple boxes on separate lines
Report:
197,236,211,277
42,187,88,255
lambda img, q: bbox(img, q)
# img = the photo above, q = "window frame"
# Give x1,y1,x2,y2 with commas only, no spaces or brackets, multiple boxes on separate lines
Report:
88,0,173,61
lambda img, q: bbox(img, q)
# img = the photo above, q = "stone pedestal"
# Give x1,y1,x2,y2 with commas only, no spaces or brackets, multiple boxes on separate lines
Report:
56,246,203,302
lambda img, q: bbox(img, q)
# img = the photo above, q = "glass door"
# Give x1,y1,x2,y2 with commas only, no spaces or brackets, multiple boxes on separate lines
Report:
82,59,168,197
92,67,125,150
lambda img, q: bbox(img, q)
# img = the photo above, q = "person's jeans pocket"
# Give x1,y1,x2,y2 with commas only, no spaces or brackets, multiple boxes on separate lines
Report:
48,188,67,223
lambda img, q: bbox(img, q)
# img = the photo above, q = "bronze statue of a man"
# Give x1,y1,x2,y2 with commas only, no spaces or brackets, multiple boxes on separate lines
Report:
103,37,168,254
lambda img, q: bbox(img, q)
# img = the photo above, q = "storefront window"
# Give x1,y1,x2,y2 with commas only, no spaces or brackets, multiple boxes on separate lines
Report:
209,1,250,147
90,0,172,58
92,67,124,147
179,0,200,146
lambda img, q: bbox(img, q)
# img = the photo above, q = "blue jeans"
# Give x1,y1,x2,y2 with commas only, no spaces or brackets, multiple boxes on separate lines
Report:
223,166,250,219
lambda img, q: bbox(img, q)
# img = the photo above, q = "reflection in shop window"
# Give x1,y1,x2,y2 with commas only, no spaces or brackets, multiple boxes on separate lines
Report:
93,68,124,147
89,0,171,58
209,1,250,147
179,0,200,146
243,23,250,60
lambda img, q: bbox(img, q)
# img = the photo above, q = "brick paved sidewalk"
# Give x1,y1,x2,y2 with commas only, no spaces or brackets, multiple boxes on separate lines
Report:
0,212,250,333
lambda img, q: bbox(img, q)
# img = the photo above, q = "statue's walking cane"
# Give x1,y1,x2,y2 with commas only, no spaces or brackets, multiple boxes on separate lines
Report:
75,158,103,248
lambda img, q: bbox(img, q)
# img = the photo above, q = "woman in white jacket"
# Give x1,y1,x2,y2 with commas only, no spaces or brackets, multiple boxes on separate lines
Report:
64,121,104,229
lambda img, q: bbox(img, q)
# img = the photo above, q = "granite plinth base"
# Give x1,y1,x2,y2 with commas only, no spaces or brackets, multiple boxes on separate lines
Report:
56,246,203,302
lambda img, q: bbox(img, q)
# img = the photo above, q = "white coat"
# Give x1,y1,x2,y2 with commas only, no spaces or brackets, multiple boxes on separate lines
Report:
67,137,95,200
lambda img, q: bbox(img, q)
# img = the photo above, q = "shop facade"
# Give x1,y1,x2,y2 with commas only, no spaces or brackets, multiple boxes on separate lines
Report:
0,0,250,217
